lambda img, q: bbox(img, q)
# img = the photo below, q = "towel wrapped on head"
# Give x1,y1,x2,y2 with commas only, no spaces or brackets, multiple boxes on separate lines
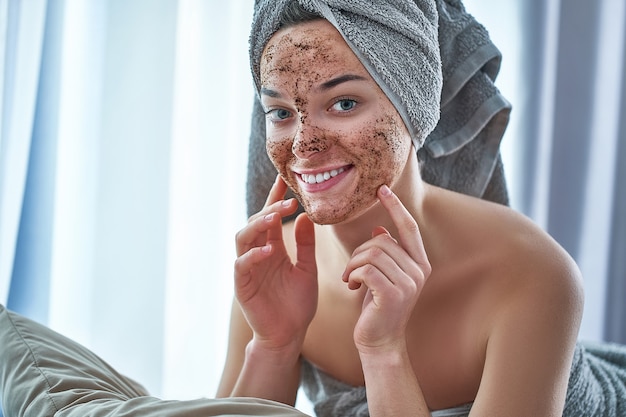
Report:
246,0,511,218
250,0,443,150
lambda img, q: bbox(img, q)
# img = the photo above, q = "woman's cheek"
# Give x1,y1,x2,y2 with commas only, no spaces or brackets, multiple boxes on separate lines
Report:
266,137,298,187
381,116,411,176
361,115,410,184
266,136,290,165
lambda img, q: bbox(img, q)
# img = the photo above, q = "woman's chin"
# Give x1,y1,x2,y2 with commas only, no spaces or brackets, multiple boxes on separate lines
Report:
305,209,348,225
303,197,378,226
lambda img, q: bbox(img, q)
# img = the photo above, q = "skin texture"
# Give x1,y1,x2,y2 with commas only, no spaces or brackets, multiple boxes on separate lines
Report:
218,19,585,417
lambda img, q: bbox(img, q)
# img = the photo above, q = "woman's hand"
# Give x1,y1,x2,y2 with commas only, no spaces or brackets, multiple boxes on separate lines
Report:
342,184,431,353
234,175,318,354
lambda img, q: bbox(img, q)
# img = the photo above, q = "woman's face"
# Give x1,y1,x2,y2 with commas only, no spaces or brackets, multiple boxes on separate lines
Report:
260,19,413,225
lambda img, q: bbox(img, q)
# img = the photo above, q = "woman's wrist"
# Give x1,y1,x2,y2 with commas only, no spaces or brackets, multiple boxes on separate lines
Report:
358,341,411,373
245,336,303,367
230,338,303,404
355,335,408,357
358,343,430,416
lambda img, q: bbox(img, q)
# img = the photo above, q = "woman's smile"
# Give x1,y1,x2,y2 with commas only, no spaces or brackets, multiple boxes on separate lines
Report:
297,165,347,186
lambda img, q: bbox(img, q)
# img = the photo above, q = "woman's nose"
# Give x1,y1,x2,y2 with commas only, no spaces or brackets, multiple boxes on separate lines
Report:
292,122,329,159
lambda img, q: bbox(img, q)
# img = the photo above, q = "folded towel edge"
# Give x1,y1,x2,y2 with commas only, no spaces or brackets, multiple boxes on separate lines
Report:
441,43,502,107
426,94,511,157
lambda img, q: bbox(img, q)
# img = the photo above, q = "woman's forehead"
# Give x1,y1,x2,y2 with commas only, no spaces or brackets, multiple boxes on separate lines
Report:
260,20,367,85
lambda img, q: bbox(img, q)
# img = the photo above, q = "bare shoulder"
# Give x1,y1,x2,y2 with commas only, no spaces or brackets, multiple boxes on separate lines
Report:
429,185,583,294
486,207,585,337
425,184,584,346
477,209,584,414
427,186,584,414
477,193,583,308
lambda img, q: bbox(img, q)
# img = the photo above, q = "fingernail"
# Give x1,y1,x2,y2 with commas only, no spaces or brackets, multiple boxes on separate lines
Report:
282,199,292,207
264,213,275,222
379,185,391,196
261,245,271,253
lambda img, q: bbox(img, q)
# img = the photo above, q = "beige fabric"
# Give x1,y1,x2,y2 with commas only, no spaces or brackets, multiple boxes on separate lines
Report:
0,304,309,417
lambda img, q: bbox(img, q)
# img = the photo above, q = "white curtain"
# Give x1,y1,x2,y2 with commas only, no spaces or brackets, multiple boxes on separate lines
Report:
0,0,254,400
0,0,48,317
1,0,624,414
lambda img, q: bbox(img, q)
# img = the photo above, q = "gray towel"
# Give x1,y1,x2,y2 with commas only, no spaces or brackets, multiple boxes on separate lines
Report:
300,341,626,417
250,0,442,150
419,0,510,201
246,0,511,218
563,341,626,417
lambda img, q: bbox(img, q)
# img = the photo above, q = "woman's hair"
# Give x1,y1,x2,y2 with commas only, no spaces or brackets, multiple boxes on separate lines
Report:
278,1,323,28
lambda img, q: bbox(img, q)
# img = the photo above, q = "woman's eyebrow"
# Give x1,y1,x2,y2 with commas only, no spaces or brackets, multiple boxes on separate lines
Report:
260,74,367,97
260,87,281,98
318,74,367,91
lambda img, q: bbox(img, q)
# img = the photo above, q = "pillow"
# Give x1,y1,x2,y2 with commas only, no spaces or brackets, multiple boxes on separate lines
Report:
0,304,309,417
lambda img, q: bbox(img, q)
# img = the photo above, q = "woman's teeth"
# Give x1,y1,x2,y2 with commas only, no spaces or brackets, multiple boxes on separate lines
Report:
301,167,345,184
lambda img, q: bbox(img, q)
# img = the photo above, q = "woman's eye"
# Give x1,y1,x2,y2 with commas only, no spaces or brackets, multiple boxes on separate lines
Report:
332,99,357,112
266,108,292,121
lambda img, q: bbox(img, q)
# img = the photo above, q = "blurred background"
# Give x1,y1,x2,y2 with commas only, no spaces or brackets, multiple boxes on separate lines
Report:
0,0,624,415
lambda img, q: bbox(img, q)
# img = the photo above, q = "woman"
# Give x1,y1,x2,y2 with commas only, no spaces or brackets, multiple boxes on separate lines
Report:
217,1,585,416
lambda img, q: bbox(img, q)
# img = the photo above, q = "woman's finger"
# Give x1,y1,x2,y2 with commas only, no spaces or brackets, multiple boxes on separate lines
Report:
236,210,283,255
343,238,418,290
345,263,384,291
247,174,297,226
264,174,289,207
377,185,430,273
345,231,417,281
294,213,317,272
234,244,273,278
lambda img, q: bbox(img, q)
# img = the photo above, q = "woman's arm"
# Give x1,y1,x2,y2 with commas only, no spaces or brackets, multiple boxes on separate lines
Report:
343,185,433,416
217,176,317,405
359,346,430,416
217,299,303,405
216,300,252,398
230,334,303,405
